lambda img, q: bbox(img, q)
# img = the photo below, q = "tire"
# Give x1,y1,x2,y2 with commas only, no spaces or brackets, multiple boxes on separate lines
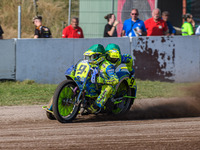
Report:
53,80,80,123
46,111,56,120
111,78,133,115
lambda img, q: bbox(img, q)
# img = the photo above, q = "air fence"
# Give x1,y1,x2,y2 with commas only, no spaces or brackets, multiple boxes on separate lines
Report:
0,36,200,84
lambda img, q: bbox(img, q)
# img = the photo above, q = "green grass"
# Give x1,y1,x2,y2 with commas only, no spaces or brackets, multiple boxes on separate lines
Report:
0,79,196,106
136,80,192,99
0,80,57,106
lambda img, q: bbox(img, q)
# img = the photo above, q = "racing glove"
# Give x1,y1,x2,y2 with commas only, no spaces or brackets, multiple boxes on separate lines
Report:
129,69,135,78
91,67,98,83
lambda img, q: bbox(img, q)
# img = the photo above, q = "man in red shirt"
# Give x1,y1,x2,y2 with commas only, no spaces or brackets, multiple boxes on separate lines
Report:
144,8,168,36
62,17,84,38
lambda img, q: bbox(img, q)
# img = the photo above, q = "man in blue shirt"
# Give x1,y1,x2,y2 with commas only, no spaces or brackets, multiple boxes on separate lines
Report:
122,9,146,37
162,11,176,35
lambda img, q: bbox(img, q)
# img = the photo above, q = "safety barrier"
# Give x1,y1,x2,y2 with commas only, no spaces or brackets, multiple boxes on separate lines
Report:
0,39,16,80
0,36,199,84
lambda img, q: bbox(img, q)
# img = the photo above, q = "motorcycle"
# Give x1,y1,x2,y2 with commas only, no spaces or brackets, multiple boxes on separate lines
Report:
42,59,137,123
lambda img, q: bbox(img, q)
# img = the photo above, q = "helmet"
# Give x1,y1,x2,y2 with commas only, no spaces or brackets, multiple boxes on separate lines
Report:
105,43,121,54
106,50,120,63
84,44,105,63
105,43,121,64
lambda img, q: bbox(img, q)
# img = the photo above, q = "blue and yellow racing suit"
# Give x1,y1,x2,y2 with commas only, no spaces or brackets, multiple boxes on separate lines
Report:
105,43,135,75
95,59,119,108
87,54,134,108
70,56,119,108
116,53,135,74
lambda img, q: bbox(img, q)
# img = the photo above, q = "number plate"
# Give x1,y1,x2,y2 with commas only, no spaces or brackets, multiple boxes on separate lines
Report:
75,61,90,81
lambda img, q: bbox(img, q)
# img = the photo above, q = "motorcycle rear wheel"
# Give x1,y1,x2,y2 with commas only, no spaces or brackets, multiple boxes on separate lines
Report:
53,80,79,123
111,79,133,115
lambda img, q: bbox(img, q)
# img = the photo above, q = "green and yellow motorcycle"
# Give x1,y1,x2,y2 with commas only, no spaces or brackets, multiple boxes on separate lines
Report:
43,60,137,123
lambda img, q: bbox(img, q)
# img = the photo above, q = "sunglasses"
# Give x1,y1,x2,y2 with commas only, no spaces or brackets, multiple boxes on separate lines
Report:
132,13,138,16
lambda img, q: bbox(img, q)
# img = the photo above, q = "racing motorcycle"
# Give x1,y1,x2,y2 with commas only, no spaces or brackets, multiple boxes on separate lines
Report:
42,59,137,123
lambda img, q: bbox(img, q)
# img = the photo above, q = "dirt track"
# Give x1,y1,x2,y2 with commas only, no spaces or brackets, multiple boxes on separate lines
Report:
1,98,200,150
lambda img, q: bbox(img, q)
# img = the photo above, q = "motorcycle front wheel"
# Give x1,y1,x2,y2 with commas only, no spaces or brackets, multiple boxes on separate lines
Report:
53,80,80,123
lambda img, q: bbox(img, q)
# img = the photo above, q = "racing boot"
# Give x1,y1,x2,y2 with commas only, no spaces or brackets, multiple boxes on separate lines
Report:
88,103,100,114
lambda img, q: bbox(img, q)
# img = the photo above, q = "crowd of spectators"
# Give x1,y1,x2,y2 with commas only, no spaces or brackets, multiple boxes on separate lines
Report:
1,7,200,39
104,8,198,38
27,8,200,38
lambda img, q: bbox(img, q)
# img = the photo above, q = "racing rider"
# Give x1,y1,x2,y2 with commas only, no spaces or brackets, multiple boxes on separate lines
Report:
83,44,119,113
105,43,135,77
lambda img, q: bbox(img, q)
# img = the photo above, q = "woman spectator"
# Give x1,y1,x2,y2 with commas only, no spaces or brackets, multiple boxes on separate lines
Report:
181,13,195,36
104,13,119,37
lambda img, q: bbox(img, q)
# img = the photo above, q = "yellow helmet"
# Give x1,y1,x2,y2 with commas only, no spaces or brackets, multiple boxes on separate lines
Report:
84,44,105,64
84,50,102,62
106,49,120,63
105,43,121,64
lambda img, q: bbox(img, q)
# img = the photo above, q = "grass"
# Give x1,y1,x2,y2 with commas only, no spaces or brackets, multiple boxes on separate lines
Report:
136,80,188,99
0,79,197,106
0,80,57,106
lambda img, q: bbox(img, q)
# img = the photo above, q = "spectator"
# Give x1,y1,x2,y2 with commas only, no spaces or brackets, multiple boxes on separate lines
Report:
104,13,119,37
122,9,146,37
144,8,168,36
62,17,84,38
162,11,176,35
195,25,200,35
33,16,52,38
0,25,4,39
182,13,195,36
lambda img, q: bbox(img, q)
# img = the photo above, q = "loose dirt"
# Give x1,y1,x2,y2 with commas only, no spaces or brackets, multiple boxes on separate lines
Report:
0,97,200,150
